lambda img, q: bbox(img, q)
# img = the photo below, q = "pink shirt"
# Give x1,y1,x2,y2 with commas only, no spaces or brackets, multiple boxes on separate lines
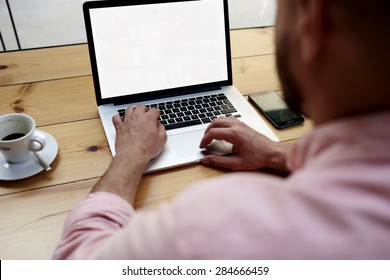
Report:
53,112,390,259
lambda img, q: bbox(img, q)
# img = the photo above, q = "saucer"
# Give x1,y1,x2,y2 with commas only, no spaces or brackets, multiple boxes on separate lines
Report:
0,130,58,181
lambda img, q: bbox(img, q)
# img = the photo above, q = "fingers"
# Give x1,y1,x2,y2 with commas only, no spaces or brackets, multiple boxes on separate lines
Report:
125,104,147,116
122,104,160,120
200,117,242,148
148,107,161,120
201,155,242,170
112,115,123,131
204,116,238,134
157,121,168,141
113,104,162,133
199,127,235,148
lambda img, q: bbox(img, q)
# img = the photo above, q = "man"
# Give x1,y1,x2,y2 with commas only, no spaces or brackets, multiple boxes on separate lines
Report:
54,0,390,259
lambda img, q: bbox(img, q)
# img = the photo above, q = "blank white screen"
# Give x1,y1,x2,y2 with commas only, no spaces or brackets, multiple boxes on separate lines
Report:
90,0,228,99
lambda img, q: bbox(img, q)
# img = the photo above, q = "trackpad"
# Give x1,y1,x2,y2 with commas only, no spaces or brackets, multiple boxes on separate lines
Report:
170,129,205,158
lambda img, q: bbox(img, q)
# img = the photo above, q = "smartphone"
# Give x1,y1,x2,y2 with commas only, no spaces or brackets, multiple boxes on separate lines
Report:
248,90,305,129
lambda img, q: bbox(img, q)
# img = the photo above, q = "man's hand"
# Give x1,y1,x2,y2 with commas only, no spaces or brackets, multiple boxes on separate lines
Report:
91,105,167,204
199,117,292,172
112,105,167,162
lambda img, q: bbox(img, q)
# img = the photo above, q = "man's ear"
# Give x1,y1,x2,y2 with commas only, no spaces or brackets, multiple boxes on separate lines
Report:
297,0,327,63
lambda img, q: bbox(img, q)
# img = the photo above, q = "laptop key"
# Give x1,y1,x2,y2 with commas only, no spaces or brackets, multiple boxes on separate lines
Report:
224,101,234,108
118,109,126,119
217,95,228,101
221,108,237,115
201,118,212,124
165,119,202,130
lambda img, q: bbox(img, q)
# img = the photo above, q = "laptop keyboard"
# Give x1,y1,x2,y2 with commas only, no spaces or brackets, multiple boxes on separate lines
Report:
117,93,241,130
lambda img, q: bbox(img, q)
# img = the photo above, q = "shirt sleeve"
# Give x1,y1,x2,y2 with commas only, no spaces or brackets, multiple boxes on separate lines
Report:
54,170,388,259
52,173,286,259
53,191,181,259
53,192,134,259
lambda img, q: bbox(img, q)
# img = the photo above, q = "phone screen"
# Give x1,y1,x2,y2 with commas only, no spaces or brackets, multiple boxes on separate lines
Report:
249,90,304,129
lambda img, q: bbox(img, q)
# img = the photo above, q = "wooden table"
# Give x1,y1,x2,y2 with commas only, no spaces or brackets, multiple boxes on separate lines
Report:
0,27,312,259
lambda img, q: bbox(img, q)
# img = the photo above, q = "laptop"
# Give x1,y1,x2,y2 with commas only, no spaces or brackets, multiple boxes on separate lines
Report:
83,0,279,173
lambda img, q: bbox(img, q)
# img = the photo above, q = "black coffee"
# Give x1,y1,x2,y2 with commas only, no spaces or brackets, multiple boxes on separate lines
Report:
1,133,26,141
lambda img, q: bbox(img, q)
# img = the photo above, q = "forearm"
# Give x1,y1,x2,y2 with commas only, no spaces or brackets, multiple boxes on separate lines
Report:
91,153,149,205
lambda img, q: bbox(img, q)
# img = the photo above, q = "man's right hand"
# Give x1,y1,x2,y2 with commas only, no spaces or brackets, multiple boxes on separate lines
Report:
199,117,292,172
112,104,167,164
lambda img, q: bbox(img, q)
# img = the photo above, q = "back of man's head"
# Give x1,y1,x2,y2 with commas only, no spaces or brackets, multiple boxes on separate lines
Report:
276,0,390,123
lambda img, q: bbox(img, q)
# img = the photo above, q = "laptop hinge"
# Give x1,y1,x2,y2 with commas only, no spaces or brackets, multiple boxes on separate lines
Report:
112,86,223,106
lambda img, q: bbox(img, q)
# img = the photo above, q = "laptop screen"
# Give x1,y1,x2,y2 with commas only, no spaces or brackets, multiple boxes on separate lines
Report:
85,0,231,103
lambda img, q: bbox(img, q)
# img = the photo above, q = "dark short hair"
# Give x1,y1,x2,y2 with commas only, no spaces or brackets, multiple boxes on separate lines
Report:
334,0,389,40
333,0,390,63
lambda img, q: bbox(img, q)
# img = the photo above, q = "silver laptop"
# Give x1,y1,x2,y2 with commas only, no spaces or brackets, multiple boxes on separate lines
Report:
83,0,278,173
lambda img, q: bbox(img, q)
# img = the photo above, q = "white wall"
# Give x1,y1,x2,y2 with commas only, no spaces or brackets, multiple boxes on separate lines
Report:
228,0,276,29
0,0,19,50
0,0,277,51
3,0,87,50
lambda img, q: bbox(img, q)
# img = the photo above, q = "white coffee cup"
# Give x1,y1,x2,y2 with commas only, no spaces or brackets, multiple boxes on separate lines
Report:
0,113,46,163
